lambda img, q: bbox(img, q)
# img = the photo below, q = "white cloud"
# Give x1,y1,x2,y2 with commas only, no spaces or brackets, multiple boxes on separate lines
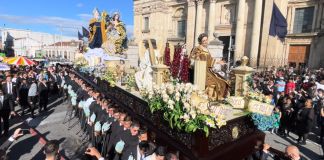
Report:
76,3,84,8
0,14,84,28
77,13,92,21
0,14,134,38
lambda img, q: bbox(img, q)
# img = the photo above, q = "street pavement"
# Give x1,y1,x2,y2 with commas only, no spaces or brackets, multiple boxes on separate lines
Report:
1,97,89,160
1,97,323,160
264,130,323,160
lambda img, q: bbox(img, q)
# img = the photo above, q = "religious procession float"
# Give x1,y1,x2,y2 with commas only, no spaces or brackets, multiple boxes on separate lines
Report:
73,8,278,160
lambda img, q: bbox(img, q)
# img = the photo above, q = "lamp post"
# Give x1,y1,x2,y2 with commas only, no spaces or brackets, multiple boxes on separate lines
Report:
227,36,235,73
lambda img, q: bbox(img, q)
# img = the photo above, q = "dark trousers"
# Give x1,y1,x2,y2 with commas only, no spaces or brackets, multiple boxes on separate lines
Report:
0,110,10,135
28,96,37,117
7,94,15,112
320,125,324,143
298,133,309,143
39,98,48,112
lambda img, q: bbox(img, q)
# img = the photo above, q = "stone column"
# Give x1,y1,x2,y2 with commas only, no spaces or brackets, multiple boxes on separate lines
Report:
186,0,196,51
234,0,246,63
208,0,217,39
249,0,263,67
195,0,204,46
316,3,323,31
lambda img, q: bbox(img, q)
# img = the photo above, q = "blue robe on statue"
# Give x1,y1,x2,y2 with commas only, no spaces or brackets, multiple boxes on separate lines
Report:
89,22,103,49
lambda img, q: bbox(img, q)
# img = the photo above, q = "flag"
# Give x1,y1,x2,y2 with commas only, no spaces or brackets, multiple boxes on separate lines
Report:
269,3,287,38
82,26,89,38
78,31,83,40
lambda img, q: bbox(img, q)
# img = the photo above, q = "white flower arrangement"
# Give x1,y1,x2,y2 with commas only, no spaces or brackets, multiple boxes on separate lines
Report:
141,82,227,137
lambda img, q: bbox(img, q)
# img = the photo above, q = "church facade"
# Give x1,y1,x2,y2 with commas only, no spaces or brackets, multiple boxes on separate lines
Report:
133,0,324,68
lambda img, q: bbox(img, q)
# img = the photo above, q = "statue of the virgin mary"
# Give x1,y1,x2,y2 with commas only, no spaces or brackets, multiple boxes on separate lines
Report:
88,8,107,49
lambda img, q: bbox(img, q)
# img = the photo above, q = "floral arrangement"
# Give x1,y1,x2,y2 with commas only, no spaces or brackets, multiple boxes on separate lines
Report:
246,91,272,104
250,113,278,131
141,82,226,137
100,68,117,87
74,57,88,67
125,73,137,91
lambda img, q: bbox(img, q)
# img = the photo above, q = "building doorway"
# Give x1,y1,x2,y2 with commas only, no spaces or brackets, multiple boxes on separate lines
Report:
288,45,310,68
219,36,235,66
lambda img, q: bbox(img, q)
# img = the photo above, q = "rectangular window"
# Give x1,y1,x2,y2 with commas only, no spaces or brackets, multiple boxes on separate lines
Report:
293,7,314,33
144,17,149,31
177,20,186,38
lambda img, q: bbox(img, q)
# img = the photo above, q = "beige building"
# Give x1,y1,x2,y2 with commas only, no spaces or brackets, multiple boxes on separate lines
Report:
43,41,80,61
134,0,324,68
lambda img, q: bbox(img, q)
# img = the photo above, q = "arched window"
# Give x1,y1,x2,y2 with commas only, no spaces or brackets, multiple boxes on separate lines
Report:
64,51,67,59
173,8,187,38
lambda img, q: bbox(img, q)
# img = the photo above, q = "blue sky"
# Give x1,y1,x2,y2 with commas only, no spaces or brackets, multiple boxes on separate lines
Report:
0,0,134,37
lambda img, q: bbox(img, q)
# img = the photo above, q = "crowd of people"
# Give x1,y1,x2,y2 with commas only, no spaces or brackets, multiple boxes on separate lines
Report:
0,64,69,160
249,66,324,159
0,65,66,137
251,67,324,144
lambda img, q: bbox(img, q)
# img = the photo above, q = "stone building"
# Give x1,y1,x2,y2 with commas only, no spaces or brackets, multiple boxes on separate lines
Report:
133,0,324,68
43,41,80,61
0,28,78,59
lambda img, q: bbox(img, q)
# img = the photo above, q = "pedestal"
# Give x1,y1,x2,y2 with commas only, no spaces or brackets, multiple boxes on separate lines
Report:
152,64,170,85
194,60,207,91
232,56,255,96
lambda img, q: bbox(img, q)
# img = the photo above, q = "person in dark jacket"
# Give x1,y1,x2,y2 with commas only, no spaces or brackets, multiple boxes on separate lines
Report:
18,79,30,116
296,99,315,145
38,78,49,112
0,90,13,137
1,76,18,117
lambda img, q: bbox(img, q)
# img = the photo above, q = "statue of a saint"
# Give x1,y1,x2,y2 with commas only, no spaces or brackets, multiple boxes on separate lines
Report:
190,33,230,100
112,12,128,54
88,8,106,49
102,12,128,55
135,40,154,90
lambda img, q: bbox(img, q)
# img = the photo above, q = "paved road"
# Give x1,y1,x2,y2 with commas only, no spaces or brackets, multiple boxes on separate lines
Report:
1,98,89,160
1,98,323,160
264,130,323,160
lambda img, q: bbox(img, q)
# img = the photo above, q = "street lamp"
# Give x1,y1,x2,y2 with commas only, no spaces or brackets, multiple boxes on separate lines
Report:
227,36,235,73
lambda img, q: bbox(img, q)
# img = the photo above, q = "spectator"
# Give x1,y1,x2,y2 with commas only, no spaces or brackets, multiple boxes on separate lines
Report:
38,78,49,112
296,99,315,145
0,128,24,151
0,90,12,137
43,140,60,160
85,147,105,160
28,79,38,118
261,144,306,160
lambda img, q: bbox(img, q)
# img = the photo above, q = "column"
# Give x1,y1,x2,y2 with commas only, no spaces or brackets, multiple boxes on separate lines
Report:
234,0,246,62
208,0,217,39
249,0,263,67
195,0,204,46
186,0,196,51
316,3,323,31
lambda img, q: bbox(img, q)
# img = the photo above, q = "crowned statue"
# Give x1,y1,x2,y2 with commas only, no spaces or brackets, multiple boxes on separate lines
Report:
84,8,128,66
88,8,107,49
102,12,128,55
190,33,230,101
